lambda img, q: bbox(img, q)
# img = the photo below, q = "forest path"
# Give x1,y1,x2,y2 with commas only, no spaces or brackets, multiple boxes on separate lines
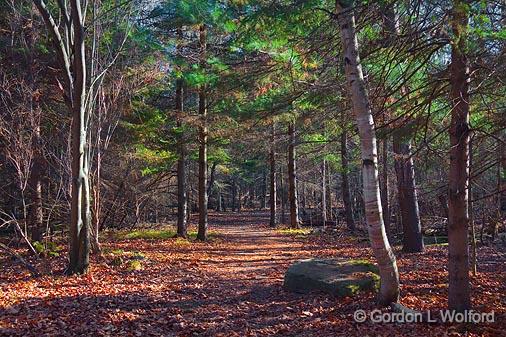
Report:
3,211,505,336
201,211,305,276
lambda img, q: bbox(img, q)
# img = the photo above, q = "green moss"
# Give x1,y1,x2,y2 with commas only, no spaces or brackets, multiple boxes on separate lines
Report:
131,252,146,260
347,259,379,273
128,260,142,271
118,229,218,241
123,229,176,240
32,241,61,257
367,272,381,290
174,238,191,246
276,228,311,236
187,230,218,240
32,241,45,254
346,284,360,295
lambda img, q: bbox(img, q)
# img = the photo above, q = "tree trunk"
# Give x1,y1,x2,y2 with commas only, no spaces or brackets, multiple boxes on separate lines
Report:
261,169,267,209
176,67,188,238
393,137,424,252
280,166,286,224
270,123,277,227
207,162,217,196
238,183,242,212
67,0,91,275
197,24,208,241
26,18,44,243
336,0,399,305
28,126,43,242
231,176,237,212
322,159,327,228
448,0,471,312
499,134,506,218
380,138,390,238
91,145,101,253
287,122,300,228
326,162,333,224
469,137,476,276
216,189,222,212
341,130,355,232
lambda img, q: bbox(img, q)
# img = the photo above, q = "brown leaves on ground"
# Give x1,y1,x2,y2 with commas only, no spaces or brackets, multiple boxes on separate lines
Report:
1,211,505,336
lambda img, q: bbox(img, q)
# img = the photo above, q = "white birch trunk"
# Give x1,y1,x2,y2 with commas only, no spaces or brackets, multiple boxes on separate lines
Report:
336,0,399,305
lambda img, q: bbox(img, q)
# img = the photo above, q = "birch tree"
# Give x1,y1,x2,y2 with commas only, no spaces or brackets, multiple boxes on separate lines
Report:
336,0,399,305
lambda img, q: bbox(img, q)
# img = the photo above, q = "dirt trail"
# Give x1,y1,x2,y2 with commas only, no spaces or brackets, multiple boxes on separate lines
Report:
201,212,305,275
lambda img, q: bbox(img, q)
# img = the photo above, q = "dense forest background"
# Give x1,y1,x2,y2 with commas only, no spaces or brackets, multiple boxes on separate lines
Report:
0,0,505,335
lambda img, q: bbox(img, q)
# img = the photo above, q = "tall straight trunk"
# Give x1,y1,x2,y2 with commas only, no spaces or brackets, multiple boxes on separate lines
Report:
380,138,390,237
197,24,208,241
393,137,424,252
448,0,471,312
67,0,91,275
499,134,506,218
261,170,267,209
469,137,476,276
341,130,355,232
287,122,300,228
91,141,101,253
280,166,286,224
238,183,242,212
175,70,187,238
28,126,44,242
322,159,327,228
385,1,423,252
326,162,333,223
26,18,44,243
301,181,307,214
217,190,222,212
231,176,237,212
207,162,217,196
336,0,399,305
270,123,277,227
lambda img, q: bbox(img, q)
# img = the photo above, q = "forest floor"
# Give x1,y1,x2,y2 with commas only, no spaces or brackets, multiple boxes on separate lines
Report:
1,211,505,336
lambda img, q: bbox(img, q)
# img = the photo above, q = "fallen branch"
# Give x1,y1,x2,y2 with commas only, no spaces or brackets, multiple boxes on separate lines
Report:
0,242,41,277
13,222,39,256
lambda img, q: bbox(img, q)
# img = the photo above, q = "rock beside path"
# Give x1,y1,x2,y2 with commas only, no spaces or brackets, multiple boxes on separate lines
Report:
283,259,379,297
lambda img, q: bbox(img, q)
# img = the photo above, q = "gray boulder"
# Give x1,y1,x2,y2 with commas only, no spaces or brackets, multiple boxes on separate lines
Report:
283,259,379,297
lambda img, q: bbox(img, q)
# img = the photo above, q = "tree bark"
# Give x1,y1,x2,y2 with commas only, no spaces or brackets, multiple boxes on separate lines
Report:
322,159,327,228
287,122,300,228
238,183,242,212
175,60,187,238
380,138,390,237
448,0,471,312
68,0,91,275
279,166,286,224
341,130,355,232
28,126,44,242
231,176,237,212
393,137,424,252
197,24,208,241
34,0,92,275
469,137,476,276
270,123,278,227
261,169,267,209
336,0,399,305
499,134,506,218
